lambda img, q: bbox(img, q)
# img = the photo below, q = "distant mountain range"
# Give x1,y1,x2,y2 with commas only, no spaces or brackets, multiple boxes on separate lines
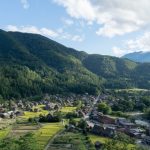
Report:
0,29,150,99
122,51,150,62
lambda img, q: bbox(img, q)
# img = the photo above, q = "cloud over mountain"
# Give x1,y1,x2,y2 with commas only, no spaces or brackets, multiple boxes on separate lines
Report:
54,0,150,37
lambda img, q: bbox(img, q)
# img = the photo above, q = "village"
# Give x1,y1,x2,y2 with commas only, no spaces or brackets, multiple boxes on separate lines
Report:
0,92,150,150
85,95,150,147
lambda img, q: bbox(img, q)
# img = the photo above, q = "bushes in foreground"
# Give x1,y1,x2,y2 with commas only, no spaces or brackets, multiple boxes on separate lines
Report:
0,133,40,150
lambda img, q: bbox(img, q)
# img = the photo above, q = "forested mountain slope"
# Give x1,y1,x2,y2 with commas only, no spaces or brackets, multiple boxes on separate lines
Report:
0,30,150,99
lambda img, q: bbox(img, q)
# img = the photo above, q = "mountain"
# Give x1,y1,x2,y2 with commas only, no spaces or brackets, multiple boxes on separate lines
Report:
122,51,150,62
0,29,102,99
0,29,150,100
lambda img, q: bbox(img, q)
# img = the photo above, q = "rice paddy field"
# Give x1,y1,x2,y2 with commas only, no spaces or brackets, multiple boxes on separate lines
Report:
89,134,110,144
0,119,16,139
61,107,77,113
8,124,40,138
0,127,11,139
34,123,64,149
0,119,16,129
21,110,49,119
0,105,76,149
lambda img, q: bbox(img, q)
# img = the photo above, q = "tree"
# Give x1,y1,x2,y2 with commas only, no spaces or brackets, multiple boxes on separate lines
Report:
66,112,78,119
98,102,112,114
19,133,40,150
78,119,87,129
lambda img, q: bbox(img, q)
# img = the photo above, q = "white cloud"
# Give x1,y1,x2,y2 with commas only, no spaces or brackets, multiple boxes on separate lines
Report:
112,47,130,57
60,32,84,42
6,25,84,42
6,25,58,37
54,0,150,37
54,0,95,21
112,32,150,56
71,35,84,42
40,28,59,37
20,0,30,9
62,18,74,26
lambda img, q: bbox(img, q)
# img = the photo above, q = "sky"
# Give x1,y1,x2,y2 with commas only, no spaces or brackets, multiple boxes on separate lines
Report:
1,0,150,57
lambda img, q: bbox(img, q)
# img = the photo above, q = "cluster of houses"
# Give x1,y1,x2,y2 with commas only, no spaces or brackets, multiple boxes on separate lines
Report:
0,93,96,120
88,109,150,146
0,99,61,119
43,93,95,106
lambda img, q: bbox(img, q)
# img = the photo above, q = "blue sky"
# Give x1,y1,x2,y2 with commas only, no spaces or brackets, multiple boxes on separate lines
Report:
1,0,150,56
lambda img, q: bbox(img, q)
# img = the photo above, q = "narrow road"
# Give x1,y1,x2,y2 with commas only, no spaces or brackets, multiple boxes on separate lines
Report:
84,94,100,120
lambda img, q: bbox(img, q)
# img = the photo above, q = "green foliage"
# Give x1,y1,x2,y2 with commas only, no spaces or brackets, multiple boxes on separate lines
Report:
78,119,87,129
52,132,88,150
111,90,150,112
98,102,112,114
0,30,101,99
111,111,129,118
39,112,62,123
101,140,130,150
0,133,40,150
66,112,78,119
74,100,82,109
115,133,135,144
83,54,150,89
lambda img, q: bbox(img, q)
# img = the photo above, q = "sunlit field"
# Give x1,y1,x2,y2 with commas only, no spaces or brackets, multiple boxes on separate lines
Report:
61,107,77,113
21,110,49,119
34,123,64,149
89,134,110,144
0,127,11,139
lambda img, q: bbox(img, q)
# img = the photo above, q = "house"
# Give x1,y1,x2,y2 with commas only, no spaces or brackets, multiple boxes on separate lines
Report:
142,136,150,145
0,107,6,113
17,103,24,109
135,120,150,128
15,111,24,116
100,115,116,124
116,118,135,128
92,124,116,138
67,124,76,131
126,128,145,138
11,104,18,111
0,113,8,118
90,113,116,124
25,104,32,111
146,128,150,136
44,103,54,110
33,108,40,112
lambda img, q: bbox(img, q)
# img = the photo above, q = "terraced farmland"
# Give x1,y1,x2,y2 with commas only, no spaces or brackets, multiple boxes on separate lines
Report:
9,124,40,138
34,123,64,149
